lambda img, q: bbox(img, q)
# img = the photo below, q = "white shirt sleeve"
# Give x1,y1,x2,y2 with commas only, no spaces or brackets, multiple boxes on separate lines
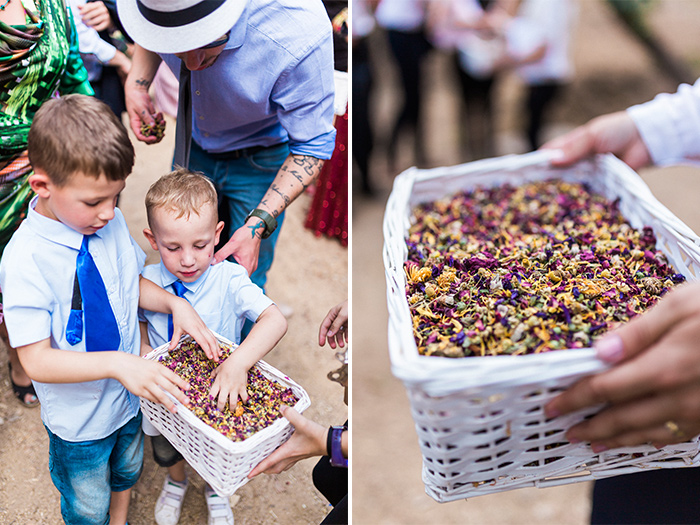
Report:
628,79,700,166
67,0,117,64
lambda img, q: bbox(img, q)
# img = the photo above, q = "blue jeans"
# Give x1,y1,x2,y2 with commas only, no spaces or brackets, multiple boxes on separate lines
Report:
188,140,289,292
46,413,144,525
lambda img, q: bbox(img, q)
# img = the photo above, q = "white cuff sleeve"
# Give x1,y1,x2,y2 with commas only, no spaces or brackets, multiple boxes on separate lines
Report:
628,79,700,166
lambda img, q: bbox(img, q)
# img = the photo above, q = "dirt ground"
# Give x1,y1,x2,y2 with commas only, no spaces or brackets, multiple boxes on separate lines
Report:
0,113,348,524
353,1,700,524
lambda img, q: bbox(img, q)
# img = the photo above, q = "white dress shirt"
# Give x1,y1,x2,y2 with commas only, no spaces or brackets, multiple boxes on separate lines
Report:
0,197,145,441
139,260,274,349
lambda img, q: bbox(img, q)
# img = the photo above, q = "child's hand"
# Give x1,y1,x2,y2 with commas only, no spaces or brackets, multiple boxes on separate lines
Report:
117,354,190,413
209,354,250,411
319,300,348,349
169,298,221,361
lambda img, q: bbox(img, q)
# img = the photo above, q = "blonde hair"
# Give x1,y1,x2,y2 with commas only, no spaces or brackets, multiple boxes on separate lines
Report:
145,168,219,229
28,94,134,186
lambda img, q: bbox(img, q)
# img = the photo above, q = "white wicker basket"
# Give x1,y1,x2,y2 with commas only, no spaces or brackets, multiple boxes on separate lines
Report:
383,152,700,502
140,333,310,497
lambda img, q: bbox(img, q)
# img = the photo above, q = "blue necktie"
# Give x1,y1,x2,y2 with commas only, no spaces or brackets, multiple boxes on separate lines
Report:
65,235,121,351
168,280,189,340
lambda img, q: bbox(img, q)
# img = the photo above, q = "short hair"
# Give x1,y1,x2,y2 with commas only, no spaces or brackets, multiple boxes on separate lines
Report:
145,168,219,230
28,94,134,186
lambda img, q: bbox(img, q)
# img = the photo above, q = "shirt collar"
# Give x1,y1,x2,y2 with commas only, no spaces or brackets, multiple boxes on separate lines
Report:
226,2,248,49
25,195,105,250
159,263,212,295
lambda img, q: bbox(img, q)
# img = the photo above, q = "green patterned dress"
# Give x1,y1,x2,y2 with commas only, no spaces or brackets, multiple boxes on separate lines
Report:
0,0,92,256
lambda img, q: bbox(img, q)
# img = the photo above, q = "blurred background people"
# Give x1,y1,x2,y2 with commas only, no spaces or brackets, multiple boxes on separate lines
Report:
375,0,432,170
67,0,130,118
427,0,503,161
497,0,577,150
352,0,377,195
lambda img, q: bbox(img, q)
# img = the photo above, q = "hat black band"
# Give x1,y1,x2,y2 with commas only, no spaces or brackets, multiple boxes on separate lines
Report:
136,0,226,28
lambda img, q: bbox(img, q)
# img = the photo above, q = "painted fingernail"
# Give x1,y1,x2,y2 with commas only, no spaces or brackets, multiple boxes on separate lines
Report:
591,443,609,453
595,334,624,363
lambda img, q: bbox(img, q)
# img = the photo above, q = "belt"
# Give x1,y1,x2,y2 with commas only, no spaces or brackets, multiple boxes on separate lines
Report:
206,142,287,161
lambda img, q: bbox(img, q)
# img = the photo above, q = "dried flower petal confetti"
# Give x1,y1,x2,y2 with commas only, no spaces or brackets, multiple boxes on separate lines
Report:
140,119,165,140
405,180,685,357
158,340,299,441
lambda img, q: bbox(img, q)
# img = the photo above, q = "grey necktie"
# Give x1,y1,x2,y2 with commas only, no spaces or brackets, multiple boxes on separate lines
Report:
173,62,192,168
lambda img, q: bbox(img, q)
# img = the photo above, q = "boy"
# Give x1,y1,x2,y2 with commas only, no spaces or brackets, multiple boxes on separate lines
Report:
139,169,288,525
0,95,220,525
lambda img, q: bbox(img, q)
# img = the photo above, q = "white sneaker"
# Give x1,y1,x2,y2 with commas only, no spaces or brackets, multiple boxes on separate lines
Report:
205,486,234,525
154,475,188,525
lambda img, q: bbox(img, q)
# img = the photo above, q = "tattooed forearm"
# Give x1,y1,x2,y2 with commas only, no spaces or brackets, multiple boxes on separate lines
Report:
135,78,151,89
270,184,291,208
292,155,323,177
247,219,265,239
257,154,325,219
282,166,310,190
258,198,281,218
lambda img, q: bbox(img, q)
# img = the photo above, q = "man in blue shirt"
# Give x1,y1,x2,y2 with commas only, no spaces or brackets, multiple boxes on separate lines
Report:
118,0,336,293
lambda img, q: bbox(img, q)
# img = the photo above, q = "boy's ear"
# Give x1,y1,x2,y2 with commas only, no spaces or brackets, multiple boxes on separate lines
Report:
143,228,159,252
28,169,52,198
214,220,225,245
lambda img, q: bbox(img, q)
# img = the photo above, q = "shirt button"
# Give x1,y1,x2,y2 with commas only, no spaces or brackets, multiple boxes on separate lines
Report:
204,132,210,137
195,90,200,96
199,115,205,120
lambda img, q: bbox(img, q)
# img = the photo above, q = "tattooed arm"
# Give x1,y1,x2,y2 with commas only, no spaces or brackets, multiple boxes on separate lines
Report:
212,154,325,272
124,44,166,144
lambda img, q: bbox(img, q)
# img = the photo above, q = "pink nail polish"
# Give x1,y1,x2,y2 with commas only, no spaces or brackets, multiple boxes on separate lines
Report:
595,334,624,363
591,443,609,453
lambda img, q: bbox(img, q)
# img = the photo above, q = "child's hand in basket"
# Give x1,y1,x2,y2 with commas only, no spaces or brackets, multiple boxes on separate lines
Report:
209,305,287,410
120,354,190,413
169,298,221,362
209,352,250,411
546,282,700,450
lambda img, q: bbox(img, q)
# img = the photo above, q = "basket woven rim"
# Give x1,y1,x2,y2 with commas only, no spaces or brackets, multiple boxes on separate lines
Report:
383,153,700,395
142,331,310,451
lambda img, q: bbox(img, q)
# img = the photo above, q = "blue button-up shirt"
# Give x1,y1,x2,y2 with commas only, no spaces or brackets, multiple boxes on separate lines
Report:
0,197,145,441
140,261,273,348
160,0,337,159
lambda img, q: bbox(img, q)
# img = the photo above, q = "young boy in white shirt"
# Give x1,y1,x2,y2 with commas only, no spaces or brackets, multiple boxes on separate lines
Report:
139,169,287,525
0,95,219,525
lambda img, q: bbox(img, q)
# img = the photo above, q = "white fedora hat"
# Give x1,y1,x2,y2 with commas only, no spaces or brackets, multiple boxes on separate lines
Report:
116,0,247,54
